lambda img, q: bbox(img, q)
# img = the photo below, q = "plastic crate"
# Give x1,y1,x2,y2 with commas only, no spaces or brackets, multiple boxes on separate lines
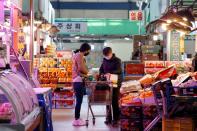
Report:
143,105,158,119
120,105,143,119
120,119,143,131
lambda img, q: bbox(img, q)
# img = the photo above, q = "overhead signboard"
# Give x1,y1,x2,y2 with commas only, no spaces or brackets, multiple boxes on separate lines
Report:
129,10,143,21
55,22,88,33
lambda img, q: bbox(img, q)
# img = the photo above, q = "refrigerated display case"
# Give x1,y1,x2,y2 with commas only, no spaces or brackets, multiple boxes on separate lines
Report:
0,70,41,131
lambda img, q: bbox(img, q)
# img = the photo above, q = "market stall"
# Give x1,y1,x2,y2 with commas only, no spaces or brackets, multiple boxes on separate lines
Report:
120,64,197,131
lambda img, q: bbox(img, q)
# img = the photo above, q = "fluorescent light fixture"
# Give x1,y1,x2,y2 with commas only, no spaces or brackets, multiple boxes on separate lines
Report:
91,44,95,50
124,37,130,40
88,22,106,27
74,36,80,40
104,42,107,47
109,22,122,26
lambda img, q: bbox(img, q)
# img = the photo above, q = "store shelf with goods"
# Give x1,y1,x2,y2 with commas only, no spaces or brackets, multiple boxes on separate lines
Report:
144,60,192,74
52,87,75,109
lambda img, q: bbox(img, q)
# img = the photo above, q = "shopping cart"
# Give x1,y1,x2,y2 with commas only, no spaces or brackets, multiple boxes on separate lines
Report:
144,78,173,131
85,81,113,127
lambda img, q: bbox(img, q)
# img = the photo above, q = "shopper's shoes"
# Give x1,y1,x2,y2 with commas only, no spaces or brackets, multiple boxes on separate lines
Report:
72,119,86,126
111,120,119,127
104,118,112,125
104,120,111,125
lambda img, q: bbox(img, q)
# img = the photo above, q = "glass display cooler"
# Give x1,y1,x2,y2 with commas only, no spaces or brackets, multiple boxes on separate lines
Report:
0,70,41,131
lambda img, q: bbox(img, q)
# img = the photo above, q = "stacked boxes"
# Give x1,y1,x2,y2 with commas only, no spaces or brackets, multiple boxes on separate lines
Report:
120,105,143,131
143,105,162,131
120,105,162,131
162,117,195,131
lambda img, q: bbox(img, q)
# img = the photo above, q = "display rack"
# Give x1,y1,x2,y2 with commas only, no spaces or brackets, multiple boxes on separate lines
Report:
52,86,75,109
35,52,75,109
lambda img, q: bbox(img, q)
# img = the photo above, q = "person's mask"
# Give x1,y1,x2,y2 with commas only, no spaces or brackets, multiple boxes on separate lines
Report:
104,55,112,60
84,52,90,56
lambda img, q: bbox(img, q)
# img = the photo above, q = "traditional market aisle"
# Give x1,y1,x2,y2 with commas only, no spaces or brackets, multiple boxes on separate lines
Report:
52,97,120,131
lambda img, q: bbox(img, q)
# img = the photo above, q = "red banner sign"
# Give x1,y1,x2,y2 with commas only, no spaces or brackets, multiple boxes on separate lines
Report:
129,10,143,21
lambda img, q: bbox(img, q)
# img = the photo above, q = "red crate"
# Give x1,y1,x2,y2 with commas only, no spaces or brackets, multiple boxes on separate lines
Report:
120,119,143,131
121,105,142,119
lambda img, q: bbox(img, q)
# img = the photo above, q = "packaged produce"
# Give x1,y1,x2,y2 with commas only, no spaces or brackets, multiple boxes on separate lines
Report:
171,73,192,87
120,93,141,106
145,61,165,68
139,74,155,86
179,79,197,88
120,80,142,94
154,65,177,80
139,90,155,105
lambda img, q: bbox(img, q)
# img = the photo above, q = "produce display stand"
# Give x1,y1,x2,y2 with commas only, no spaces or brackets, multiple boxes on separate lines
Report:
144,80,197,131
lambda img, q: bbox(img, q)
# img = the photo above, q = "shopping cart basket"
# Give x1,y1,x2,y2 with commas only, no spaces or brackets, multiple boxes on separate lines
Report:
85,81,113,127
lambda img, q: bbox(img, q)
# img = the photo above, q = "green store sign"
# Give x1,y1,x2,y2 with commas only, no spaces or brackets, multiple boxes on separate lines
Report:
55,18,146,35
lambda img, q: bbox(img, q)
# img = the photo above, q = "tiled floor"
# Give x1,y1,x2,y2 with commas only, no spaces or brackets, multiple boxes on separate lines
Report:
52,98,120,131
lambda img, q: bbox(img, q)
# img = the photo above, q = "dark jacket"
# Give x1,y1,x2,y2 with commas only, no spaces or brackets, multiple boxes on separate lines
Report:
99,54,122,87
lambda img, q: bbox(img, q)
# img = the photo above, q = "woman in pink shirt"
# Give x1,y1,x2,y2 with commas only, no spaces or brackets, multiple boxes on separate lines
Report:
72,43,91,126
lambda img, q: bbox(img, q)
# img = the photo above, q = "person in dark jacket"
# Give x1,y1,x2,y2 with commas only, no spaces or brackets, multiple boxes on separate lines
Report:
192,53,197,72
99,47,122,126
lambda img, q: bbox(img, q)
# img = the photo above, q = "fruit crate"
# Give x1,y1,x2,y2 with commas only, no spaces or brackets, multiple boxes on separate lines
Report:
120,105,143,119
162,117,196,131
120,118,143,131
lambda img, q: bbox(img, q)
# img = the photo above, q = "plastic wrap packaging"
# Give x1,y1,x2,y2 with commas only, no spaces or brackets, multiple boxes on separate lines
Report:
139,89,156,105
154,65,177,80
139,74,155,86
120,80,142,94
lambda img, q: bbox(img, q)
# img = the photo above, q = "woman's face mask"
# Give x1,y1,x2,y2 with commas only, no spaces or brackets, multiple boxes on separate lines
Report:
84,50,90,56
104,53,113,60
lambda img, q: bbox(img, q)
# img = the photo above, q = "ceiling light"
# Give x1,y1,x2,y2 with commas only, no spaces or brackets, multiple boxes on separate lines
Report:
161,23,168,31
74,36,80,40
104,42,107,47
182,17,188,22
179,22,186,26
173,19,177,22
166,20,172,24
91,44,95,50
124,37,130,40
